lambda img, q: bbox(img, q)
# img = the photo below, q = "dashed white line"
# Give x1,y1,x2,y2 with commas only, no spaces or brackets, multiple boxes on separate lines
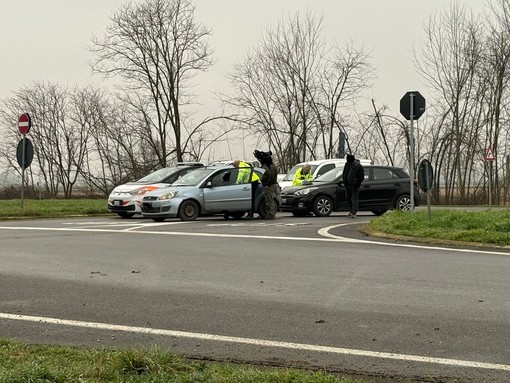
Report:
1,313,509,372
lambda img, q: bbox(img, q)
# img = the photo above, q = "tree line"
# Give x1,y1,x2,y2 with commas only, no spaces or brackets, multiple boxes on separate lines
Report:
1,0,510,205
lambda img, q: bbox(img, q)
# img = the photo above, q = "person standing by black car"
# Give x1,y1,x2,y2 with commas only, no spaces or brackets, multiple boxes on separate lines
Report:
254,150,278,219
342,154,364,218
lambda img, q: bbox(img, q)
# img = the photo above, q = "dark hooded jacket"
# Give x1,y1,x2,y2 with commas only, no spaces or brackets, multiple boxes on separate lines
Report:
342,155,364,188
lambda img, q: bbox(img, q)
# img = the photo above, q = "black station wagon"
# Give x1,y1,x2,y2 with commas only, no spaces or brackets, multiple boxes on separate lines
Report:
280,165,420,217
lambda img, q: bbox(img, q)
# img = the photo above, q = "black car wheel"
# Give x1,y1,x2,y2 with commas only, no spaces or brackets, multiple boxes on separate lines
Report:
312,195,333,217
258,198,280,219
257,199,269,219
178,200,200,221
395,194,412,211
117,212,135,218
371,210,387,216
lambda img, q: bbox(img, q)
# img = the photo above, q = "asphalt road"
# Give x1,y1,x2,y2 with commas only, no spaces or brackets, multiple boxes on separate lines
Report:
0,212,509,382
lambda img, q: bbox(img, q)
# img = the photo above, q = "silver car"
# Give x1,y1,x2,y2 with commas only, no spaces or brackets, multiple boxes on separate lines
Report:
140,166,280,221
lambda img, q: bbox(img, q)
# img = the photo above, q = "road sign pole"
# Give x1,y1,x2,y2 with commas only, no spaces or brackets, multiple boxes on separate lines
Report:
425,164,431,219
21,135,26,208
489,161,492,206
409,93,416,212
400,90,425,212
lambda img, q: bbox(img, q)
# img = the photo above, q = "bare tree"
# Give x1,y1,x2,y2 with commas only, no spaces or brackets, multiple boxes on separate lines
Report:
482,0,510,204
415,2,484,203
223,12,373,172
90,0,214,166
0,82,94,197
0,93,35,192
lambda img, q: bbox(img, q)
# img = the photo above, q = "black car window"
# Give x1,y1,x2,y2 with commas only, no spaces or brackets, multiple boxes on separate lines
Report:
315,167,342,182
372,167,399,180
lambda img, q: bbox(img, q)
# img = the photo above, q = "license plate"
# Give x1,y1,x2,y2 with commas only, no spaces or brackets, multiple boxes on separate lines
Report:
113,200,122,206
281,198,287,204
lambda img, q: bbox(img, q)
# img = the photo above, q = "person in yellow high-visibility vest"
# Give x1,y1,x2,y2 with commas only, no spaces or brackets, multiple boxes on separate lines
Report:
292,164,313,186
233,160,260,219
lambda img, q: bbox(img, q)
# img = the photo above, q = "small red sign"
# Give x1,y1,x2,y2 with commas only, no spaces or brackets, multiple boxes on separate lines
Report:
485,147,496,161
18,113,31,135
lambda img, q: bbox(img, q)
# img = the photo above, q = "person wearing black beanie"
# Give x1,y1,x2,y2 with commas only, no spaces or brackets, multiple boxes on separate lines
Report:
254,150,278,219
342,154,364,218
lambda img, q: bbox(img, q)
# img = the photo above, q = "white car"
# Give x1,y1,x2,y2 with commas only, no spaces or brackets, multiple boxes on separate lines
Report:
279,158,373,189
108,163,203,218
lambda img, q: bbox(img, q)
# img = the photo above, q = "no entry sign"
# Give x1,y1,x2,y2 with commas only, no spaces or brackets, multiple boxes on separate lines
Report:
18,113,32,135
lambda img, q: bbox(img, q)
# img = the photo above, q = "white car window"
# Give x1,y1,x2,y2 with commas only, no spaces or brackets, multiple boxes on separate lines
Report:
316,163,335,177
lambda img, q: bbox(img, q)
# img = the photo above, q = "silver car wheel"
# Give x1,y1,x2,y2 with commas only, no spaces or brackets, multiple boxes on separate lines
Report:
178,200,199,221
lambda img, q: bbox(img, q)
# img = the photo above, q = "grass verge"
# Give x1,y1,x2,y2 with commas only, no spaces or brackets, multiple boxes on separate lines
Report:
365,209,510,247
0,339,365,383
0,199,109,219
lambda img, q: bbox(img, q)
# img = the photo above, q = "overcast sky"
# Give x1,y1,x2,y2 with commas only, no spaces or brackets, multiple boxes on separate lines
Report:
1,0,487,158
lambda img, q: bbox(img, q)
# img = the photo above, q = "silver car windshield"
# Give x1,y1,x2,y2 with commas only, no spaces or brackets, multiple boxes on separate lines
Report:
171,168,216,186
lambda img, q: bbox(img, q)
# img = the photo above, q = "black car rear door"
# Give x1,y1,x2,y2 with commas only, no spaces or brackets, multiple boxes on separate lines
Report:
358,167,402,209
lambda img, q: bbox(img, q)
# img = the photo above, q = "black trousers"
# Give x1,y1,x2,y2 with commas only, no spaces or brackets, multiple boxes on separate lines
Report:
345,185,360,214
250,181,259,212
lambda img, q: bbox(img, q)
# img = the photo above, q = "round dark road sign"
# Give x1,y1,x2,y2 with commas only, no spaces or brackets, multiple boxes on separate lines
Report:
418,159,434,192
18,113,32,135
16,138,34,169
400,91,426,120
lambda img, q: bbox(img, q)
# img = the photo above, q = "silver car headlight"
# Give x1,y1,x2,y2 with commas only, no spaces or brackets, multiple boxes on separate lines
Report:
158,191,178,200
294,187,317,196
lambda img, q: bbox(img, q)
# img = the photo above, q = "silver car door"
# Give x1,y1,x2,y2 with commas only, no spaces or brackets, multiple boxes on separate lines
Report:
202,168,251,212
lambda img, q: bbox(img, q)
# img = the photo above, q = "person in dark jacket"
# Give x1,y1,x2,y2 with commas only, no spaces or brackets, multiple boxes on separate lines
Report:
342,154,364,218
254,150,278,219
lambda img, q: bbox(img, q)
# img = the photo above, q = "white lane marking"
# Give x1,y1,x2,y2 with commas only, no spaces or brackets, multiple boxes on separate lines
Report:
0,224,509,255
206,222,310,227
1,312,509,372
60,221,188,232
0,225,345,243
318,223,510,256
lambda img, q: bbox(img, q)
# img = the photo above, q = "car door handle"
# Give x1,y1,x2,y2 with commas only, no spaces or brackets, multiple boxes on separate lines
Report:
242,187,250,191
